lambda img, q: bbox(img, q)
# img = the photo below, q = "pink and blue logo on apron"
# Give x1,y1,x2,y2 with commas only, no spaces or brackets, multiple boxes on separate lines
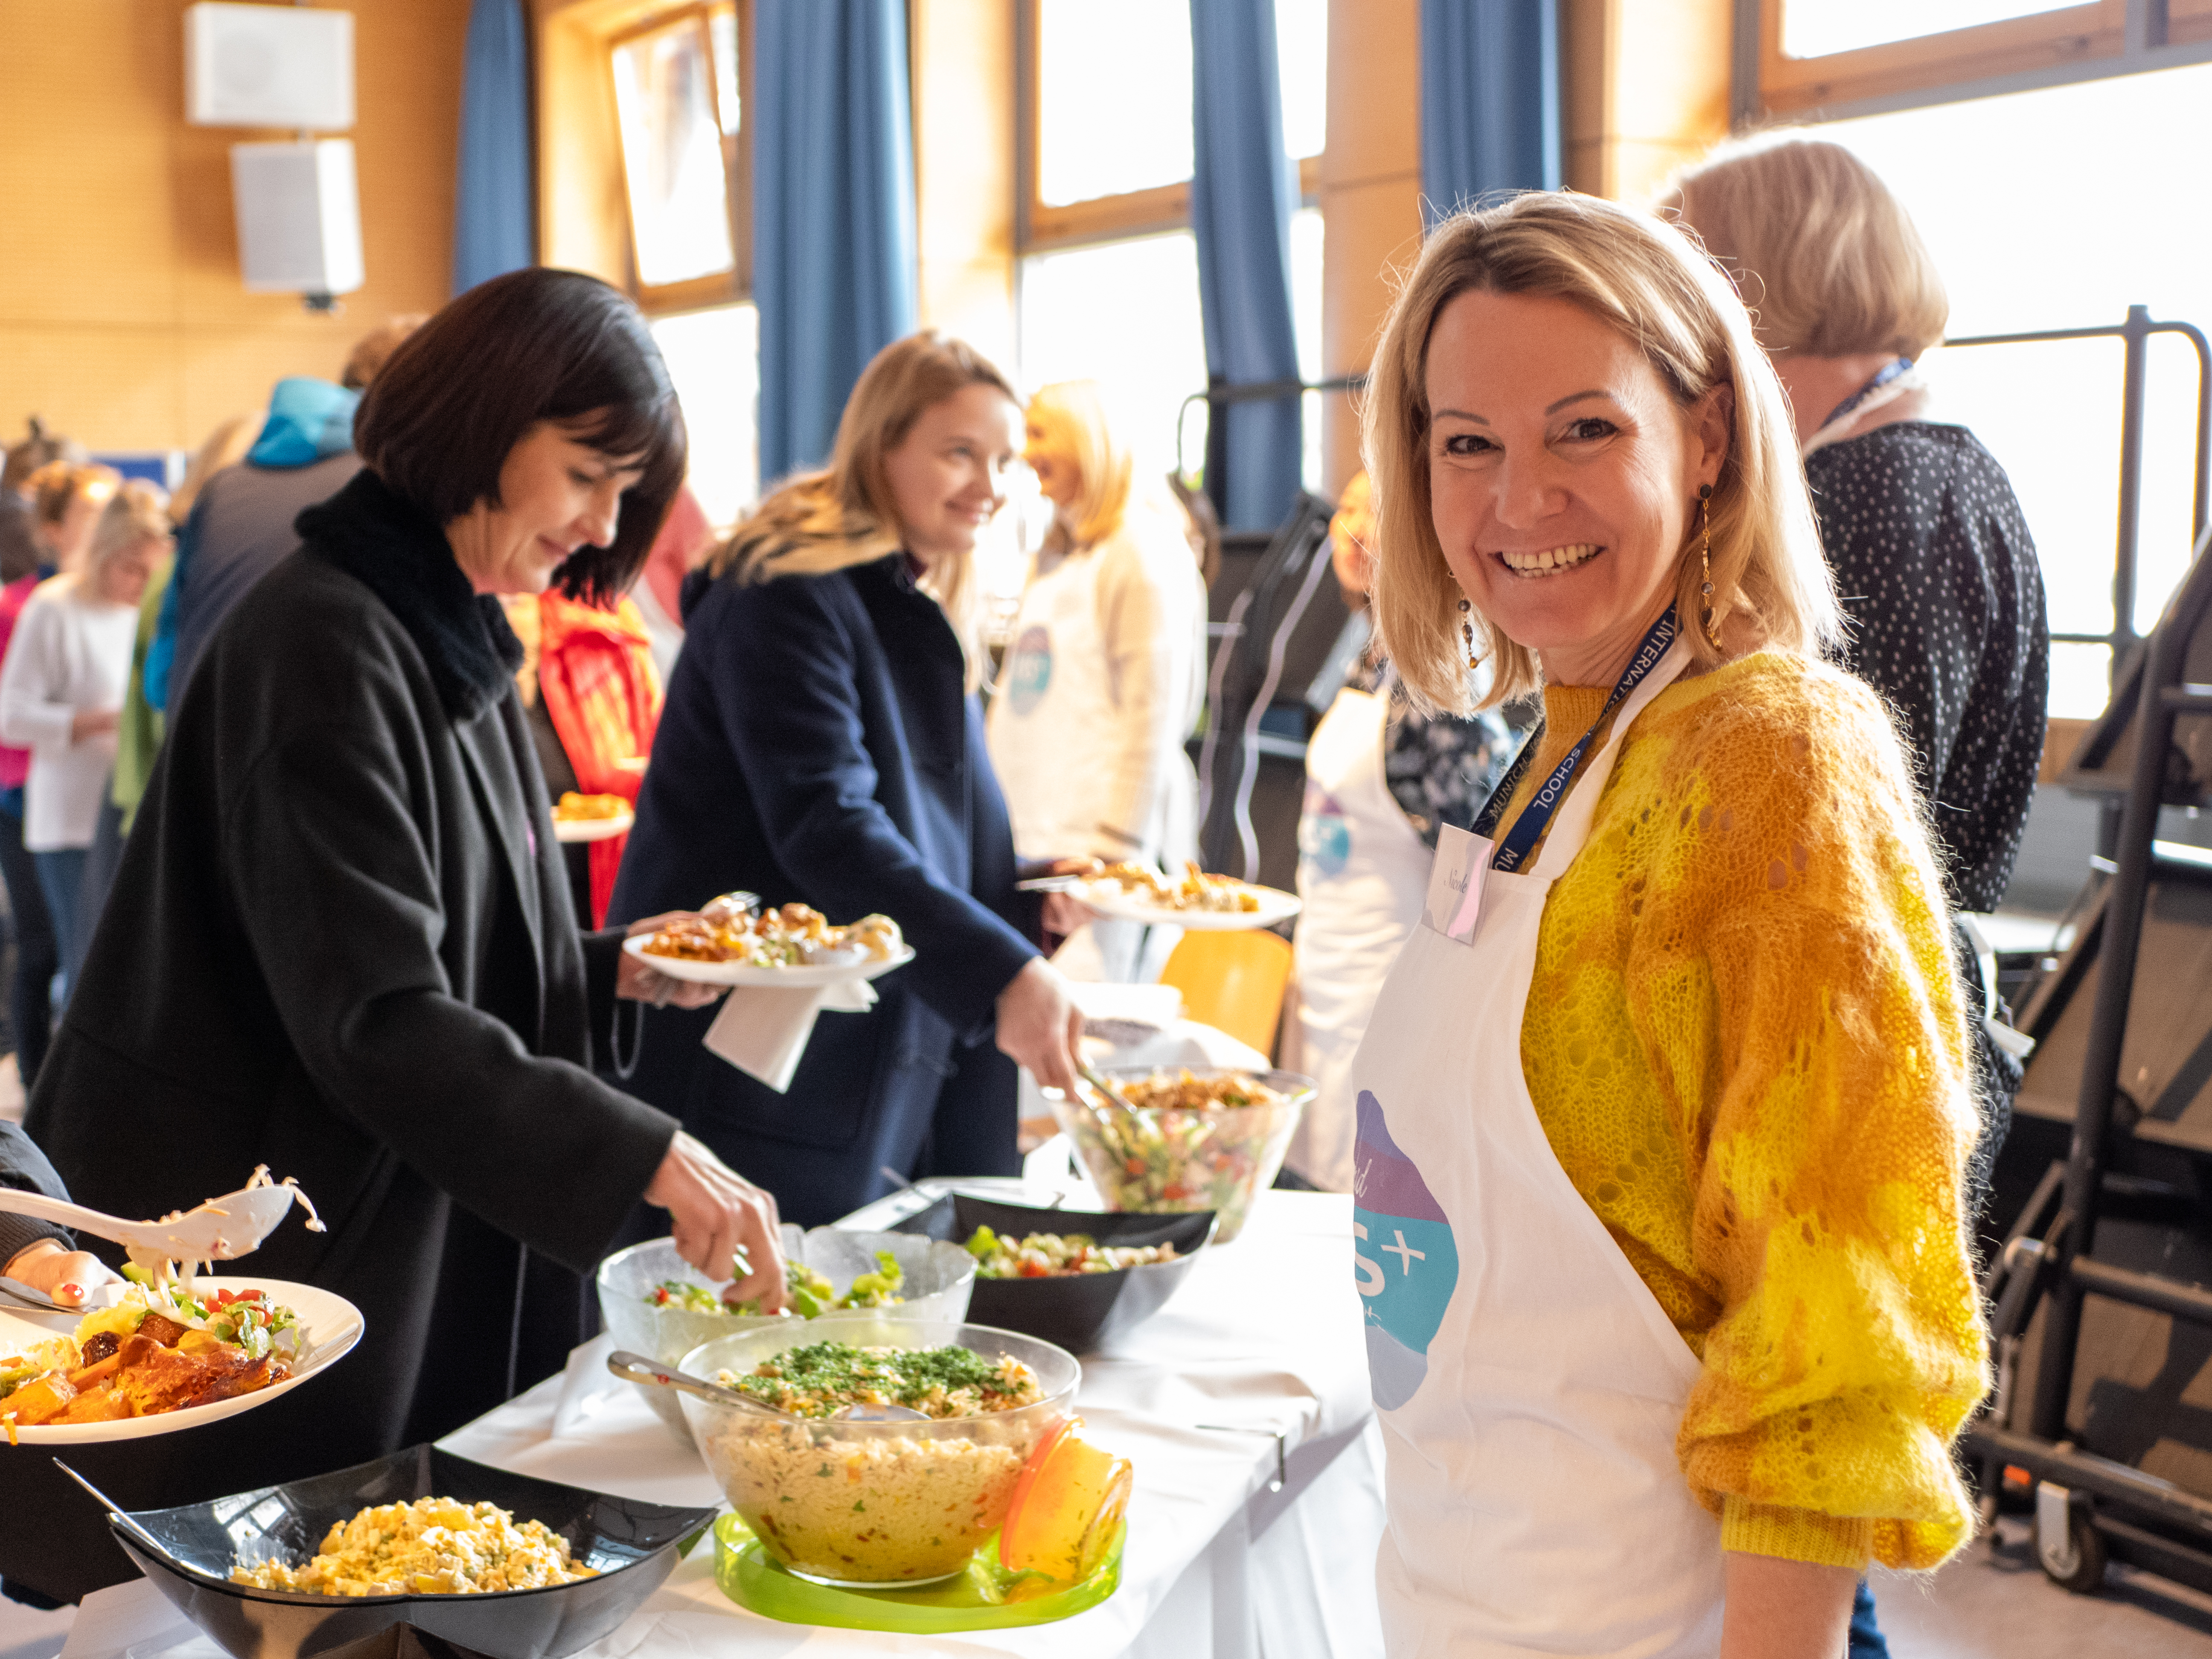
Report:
1352,1091,1459,1410
1298,781,1350,877
1007,624,1053,716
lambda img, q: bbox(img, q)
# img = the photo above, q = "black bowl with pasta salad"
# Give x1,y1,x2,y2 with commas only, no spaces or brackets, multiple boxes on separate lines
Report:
889,1193,1214,1353
92,1443,716,1659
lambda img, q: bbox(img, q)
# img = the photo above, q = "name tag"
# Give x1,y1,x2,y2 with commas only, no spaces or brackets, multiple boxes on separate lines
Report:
1423,824,1491,943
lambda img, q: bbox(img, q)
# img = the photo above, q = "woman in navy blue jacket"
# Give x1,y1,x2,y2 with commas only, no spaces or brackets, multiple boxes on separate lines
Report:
610,333,1084,1225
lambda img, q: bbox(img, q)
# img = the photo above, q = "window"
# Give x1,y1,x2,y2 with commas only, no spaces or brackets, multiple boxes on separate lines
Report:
649,303,759,531
608,1,751,311
1022,0,1324,247
1747,0,2212,118
1818,63,2212,717
1017,0,1328,498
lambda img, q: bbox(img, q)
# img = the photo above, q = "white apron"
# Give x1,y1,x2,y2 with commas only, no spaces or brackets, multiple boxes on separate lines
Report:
990,534,1199,983
1287,683,1432,1191
1350,634,1726,1657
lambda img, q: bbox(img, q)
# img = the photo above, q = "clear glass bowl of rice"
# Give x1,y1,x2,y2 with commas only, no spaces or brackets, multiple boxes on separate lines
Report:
678,1317,1080,1588
1043,1066,1315,1244
597,1230,976,1445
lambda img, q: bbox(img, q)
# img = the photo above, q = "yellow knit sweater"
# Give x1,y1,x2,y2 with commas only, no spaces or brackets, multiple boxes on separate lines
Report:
1501,651,1988,1573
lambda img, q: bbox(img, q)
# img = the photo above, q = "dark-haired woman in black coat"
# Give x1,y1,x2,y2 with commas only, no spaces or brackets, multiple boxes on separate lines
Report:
9,269,785,1605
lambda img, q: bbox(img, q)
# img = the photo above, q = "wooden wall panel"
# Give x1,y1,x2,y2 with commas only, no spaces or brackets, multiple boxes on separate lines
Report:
1318,0,1422,493
913,0,1016,370
1564,0,1731,204
0,0,468,454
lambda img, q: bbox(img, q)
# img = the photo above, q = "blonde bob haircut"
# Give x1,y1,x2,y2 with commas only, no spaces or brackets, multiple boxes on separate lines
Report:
1028,379,1137,551
88,479,172,569
709,330,1018,689
1365,191,1839,713
1660,137,1948,361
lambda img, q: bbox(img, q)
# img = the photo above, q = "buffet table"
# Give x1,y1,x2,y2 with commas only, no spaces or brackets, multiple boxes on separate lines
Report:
56,1192,1385,1659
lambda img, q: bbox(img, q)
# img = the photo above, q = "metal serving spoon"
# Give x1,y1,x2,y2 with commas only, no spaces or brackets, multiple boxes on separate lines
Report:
606,1350,928,1423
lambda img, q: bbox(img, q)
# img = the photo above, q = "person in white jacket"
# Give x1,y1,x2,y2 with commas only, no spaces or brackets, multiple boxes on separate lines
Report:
988,380,1207,982
0,480,169,997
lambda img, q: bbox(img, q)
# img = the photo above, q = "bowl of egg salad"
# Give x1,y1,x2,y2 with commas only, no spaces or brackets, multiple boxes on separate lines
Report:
99,1443,716,1659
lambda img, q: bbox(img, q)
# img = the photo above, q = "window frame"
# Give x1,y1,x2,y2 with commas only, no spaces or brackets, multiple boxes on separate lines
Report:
604,0,754,314
1016,0,1320,253
1738,0,2212,122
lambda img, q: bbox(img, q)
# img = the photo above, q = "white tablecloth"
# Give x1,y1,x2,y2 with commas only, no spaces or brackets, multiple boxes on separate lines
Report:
59,1192,1384,1659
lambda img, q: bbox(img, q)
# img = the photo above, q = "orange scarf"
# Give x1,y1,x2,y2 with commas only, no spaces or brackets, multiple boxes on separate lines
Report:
535,591,662,925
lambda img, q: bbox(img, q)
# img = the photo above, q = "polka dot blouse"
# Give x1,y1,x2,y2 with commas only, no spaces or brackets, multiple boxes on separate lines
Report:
1804,422,2050,915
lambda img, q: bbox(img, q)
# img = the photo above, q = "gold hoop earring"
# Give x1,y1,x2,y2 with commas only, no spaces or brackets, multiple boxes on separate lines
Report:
1697,485,1722,651
1459,597,1477,670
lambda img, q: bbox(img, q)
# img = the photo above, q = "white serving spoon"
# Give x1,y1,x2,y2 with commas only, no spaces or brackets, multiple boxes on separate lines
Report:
0,1175,319,1282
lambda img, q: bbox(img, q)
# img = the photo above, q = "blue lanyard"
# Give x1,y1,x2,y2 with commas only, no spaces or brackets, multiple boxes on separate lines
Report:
1821,356,1913,431
1470,606,1678,873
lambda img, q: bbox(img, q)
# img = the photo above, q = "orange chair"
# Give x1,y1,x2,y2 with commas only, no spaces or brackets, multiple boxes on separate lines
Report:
1158,928,1295,1058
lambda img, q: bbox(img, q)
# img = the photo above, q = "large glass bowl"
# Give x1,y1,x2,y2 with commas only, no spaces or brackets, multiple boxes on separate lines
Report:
1043,1065,1314,1244
597,1230,976,1444
678,1317,1079,1588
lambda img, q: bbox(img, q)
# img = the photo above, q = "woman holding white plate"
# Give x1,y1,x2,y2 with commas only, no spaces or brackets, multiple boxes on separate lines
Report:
1350,192,1987,1656
987,379,1207,983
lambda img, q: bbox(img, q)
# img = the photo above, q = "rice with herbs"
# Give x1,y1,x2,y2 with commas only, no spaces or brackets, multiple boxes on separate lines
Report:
702,1341,1051,1583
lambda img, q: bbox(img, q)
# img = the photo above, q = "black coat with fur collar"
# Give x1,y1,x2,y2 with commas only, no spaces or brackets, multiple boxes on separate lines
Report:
12,469,677,1603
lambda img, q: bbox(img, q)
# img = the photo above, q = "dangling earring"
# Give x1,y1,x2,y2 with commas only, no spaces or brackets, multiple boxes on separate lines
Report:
1459,597,1477,670
1696,484,1723,651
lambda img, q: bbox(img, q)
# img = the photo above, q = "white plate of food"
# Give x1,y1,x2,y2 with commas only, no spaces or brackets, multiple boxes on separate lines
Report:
0,1275,364,1444
552,792,634,843
1073,862,1301,930
627,894,914,987
626,936,916,988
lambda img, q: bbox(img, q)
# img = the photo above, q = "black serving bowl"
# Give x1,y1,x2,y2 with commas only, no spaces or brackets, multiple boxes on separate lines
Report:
890,1193,1214,1354
92,1443,717,1659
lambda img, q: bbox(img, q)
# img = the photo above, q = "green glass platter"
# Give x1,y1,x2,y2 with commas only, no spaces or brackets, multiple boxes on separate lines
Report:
711,1512,1123,1633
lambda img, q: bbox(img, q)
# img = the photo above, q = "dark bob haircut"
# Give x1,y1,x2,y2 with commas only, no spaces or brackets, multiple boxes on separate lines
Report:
355,268,686,605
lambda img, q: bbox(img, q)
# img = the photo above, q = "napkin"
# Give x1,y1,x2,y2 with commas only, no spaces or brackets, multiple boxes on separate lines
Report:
702,977,876,1093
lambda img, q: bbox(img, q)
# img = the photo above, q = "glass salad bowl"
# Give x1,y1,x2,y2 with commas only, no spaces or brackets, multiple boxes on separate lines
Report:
596,1229,975,1444
1042,1066,1314,1244
678,1317,1079,1588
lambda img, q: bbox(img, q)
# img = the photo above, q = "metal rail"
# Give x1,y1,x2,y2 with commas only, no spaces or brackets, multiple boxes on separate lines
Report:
1943,308,2212,684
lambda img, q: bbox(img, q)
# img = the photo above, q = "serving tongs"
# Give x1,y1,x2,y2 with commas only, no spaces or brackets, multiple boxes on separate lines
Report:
0,1175,319,1284
1071,1059,1149,1145
607,1350,928,1423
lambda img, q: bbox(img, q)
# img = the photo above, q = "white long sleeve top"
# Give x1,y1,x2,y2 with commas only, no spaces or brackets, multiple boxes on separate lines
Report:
0,573,136,850
987,501,1208,864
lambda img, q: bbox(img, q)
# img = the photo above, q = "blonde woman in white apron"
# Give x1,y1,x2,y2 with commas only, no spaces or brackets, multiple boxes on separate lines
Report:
1350,192,1990,1658
987,381,1206,983
1288,472,1509,1192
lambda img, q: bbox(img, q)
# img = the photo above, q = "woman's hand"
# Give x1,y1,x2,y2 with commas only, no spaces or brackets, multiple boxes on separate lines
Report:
1718,1551,1857,1659
995,957,1084,1095
1030,855,1102,940
70,708,119,744
4,1237,119,1308
617,912,725,1010
643,1131,786,1311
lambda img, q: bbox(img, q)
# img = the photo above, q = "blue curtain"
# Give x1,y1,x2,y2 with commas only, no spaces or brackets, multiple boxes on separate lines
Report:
1189,0,1303,533
754,0,919,483
452,0,534,296
1420,0,1562,228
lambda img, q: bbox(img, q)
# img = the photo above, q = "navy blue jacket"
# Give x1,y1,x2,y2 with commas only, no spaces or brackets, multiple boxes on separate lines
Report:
608,554,1041,1225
